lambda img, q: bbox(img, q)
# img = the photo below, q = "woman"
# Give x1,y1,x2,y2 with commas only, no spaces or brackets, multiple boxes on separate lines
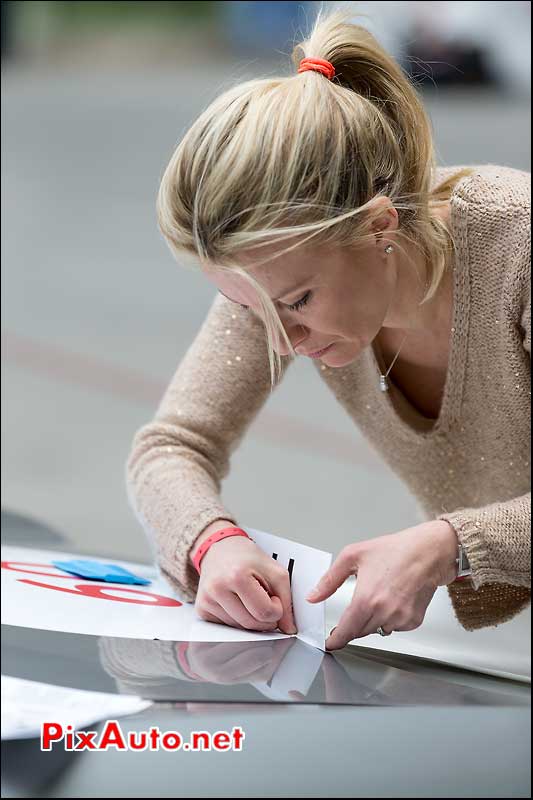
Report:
127,10,531,651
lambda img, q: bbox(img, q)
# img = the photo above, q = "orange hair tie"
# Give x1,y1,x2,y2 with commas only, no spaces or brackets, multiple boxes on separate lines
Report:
298,57,335,81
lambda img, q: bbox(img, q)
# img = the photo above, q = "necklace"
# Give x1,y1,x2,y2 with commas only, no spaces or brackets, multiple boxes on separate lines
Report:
378,242,409,392
377,225,453,391
378,330,409,392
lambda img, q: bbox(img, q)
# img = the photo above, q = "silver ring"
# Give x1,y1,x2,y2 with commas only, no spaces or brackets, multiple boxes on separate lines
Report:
376,626,391,637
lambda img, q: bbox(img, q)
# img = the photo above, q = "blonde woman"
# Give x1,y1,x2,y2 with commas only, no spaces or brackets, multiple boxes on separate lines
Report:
127,10,531,651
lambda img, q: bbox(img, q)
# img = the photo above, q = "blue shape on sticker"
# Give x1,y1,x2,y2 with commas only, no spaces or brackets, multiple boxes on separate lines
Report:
51,559,151,585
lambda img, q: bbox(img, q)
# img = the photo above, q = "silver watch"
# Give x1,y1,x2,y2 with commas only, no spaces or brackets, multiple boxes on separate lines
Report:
455,544,472,579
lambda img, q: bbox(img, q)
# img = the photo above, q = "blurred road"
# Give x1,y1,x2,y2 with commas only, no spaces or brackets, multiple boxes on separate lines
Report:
1,59,531,563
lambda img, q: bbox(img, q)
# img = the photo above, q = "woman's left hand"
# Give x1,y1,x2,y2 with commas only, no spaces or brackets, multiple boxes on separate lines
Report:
306,520,460,651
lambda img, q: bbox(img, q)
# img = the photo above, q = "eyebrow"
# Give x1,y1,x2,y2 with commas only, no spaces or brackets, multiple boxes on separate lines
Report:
218,281,307,307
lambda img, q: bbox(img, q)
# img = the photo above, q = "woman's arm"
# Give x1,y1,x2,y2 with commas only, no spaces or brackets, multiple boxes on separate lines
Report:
126,292,294,602
437,249,531,629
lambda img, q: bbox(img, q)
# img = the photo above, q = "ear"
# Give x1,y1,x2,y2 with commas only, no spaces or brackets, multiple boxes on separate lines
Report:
369,198,399,240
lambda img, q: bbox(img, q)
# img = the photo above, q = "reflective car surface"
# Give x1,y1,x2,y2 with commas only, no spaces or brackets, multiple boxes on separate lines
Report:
1,511,530,798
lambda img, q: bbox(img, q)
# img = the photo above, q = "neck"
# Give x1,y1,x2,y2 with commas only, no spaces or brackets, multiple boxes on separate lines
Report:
384,210,453,338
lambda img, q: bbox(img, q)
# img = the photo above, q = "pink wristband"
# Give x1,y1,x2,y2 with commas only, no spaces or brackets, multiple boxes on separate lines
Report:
192,526,252,575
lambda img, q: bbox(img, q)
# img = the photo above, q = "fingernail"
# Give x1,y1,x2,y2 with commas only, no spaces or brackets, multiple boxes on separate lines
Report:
329,627,337,636
306,589,319,601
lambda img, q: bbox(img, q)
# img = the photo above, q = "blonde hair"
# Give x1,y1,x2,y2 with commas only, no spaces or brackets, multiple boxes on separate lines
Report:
157,6,475,388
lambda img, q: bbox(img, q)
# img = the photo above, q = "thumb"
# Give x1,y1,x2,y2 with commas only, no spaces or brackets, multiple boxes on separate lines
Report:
306,552,355,603
288,690,306,701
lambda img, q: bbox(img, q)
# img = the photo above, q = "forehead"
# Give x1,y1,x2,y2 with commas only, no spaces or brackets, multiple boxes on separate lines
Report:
203,242,316,304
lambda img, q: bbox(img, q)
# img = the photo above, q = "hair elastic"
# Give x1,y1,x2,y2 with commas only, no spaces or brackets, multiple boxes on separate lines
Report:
298,57,335,80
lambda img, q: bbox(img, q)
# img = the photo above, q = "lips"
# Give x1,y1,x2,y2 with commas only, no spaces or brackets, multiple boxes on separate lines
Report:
306,343,334,358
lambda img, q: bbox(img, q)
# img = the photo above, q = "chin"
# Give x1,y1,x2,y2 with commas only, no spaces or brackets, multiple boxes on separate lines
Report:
321,342,362,368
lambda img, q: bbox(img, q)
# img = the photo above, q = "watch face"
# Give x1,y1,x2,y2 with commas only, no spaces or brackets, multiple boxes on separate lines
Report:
457,545,470,573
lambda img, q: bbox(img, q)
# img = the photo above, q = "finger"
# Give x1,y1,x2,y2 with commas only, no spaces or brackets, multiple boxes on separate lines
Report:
204,641,254,663
200,608,242,628
237,574,286,626
200,600,246,630
217,588,279,632
265,568,298,634
221,646,275,679
358,601,429,640
359,608,426,639
202,641,268,671
288,690,306,701
197,644,275,684
325,593,373,651
307,547,358,603
357,613,394,640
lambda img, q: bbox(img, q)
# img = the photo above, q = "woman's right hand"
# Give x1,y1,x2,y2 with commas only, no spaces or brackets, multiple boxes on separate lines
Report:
193,528,298,635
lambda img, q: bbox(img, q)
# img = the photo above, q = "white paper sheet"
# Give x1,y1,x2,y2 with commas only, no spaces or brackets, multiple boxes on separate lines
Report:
325,579,531,682
6,537,526,681
1,675,152,740
246,527,331,649
1,530,331,650
251,640,324,701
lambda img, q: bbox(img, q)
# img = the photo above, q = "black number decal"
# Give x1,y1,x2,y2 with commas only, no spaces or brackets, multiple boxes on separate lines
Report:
271,553,295,585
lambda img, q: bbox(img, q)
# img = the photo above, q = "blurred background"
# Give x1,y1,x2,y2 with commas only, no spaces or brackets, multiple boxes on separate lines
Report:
1,1,531,563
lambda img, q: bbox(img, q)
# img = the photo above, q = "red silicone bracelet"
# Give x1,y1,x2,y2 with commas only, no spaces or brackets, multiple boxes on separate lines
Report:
192,527,252,575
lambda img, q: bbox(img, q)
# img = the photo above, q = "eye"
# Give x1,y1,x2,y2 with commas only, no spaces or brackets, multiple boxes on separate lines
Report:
286,291,312,312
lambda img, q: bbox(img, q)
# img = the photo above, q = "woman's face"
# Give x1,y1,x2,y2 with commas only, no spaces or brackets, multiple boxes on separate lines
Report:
204,206,401,368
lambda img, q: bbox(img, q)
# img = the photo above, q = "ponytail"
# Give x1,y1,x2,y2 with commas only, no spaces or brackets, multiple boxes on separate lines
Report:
158,6,475,387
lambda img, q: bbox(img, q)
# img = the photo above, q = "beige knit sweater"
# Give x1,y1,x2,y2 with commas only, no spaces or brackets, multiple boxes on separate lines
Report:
127,164,531,632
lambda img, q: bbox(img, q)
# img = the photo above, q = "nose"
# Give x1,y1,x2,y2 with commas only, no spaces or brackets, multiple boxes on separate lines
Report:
276,322,308,357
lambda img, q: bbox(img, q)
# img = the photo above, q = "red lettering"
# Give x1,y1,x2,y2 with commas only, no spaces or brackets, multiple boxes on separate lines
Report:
98,720,127,751
162,732,182,750
75,731,97,750
65,727,75,751
232,726,245,750
191,731,210,750
17,579,182,606
149,727,161,749
128,731,148,750
41,722,64,750
213,732,231,750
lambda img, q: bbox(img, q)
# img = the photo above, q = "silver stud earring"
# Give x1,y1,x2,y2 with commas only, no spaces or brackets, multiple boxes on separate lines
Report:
384,245,394,254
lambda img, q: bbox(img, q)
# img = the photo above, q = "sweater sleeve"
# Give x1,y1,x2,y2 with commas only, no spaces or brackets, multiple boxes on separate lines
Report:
98,637,197,690
126,292,294,603
437,244,531,630
437,494,531,592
